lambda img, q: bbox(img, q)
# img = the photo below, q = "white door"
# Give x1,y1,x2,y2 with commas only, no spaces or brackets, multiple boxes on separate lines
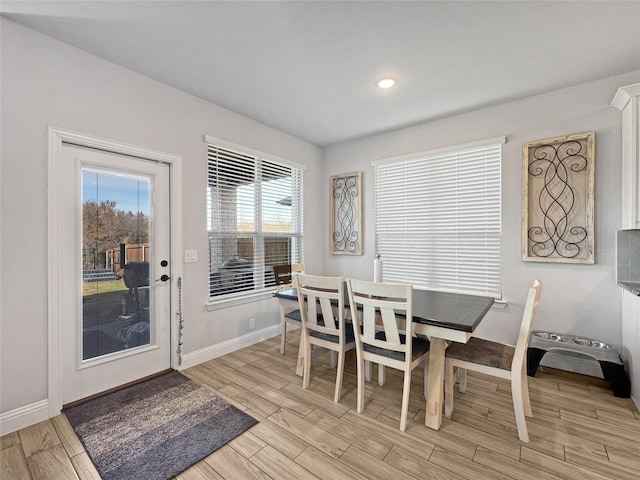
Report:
58,144,172,404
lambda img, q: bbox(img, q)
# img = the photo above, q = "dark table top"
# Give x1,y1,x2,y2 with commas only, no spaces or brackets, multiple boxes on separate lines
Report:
275,287,494,333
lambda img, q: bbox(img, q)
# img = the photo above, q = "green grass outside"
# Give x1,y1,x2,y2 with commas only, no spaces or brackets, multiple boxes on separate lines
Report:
82,278,127,296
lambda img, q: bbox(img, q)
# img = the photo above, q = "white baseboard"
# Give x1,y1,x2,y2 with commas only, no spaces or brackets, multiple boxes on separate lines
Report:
0,400,49,435
178,324,284,369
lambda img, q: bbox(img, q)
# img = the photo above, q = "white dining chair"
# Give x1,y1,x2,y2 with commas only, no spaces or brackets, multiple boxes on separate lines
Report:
274,263,305,355
444,279,542,442
294,273,355,403
346,278,430,431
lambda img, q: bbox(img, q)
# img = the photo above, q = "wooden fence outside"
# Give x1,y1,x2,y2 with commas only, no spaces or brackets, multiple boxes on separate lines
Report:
104,243,150,277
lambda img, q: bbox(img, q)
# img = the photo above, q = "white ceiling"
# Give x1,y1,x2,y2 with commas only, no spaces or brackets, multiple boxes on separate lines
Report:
2,1,640,147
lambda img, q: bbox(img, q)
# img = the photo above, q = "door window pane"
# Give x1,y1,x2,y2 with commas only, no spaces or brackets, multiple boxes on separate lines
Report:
81,169,152,360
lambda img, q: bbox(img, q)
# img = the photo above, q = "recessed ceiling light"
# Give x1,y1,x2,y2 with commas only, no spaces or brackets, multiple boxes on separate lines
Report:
376,77,397,89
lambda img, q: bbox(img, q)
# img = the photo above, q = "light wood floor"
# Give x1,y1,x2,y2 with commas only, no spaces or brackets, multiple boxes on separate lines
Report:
2,334,639,480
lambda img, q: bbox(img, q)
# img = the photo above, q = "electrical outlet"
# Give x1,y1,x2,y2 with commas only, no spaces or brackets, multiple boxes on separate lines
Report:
249,317,256,330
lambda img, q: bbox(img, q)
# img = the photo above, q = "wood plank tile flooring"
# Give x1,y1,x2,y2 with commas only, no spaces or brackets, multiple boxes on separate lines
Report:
2,335,639,480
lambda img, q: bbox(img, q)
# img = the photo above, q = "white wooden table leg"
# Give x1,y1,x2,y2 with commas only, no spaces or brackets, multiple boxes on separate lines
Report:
425,337,446,430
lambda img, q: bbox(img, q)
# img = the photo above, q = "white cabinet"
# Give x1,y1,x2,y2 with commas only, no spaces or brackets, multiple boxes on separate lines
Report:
612,83,640,229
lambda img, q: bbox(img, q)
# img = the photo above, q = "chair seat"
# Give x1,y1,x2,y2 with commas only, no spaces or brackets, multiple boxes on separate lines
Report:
285,309,338,325
310,321,356,344
363,332,430,361
446,337,514,370
286,309,336,327
284,309,302,322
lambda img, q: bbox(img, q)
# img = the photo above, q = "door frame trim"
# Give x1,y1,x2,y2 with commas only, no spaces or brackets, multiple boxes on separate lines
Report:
47,126,183,417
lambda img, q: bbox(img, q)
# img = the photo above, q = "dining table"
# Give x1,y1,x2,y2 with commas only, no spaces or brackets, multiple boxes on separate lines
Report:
274,286,494,431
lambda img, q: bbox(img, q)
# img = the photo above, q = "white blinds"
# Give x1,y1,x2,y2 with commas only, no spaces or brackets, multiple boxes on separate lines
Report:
374,141,502,298
207,145,303,300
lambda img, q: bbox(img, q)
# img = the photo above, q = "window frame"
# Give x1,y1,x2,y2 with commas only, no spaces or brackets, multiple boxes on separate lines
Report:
373,136,504,299
205,135,304,309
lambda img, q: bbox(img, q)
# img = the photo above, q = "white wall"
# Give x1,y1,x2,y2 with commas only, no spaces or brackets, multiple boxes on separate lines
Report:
0,18,323,415
323,71,640,356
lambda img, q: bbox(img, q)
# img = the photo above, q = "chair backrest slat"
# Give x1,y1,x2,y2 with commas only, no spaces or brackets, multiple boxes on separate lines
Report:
512,279,542,371
307,291,318,324
380,307,401,345
362,304,377,341
319,297,336,330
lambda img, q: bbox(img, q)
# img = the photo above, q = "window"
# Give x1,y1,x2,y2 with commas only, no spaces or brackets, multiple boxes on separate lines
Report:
373,137,503,298
207,141,303,302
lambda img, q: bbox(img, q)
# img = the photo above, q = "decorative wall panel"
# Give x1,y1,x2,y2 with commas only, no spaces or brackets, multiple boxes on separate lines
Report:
330,171,363,255
522,132,595,263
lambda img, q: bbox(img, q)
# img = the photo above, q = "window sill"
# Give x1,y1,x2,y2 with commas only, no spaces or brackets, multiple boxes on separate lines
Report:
206,289,275,311
492,299,507,309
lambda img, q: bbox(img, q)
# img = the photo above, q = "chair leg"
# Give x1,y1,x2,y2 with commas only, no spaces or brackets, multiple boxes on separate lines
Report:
365,360,372,382
302,338,312,390
334,350,345,403
458,368,467,393
399,370,412,432
378,364,386,386
296,331,306,376
444,361,454,418
330,351,338,369
279,309,287,355
511,374,530,442
521,363,533,417
356,356,365,413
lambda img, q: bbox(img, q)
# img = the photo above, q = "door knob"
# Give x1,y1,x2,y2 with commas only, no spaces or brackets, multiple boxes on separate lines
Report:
158,274,170,282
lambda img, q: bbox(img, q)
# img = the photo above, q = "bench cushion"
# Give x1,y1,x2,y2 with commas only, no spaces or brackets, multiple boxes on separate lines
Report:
446,337,514,370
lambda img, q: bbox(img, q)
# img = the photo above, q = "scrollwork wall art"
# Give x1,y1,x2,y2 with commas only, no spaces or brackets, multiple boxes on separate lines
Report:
522,132,595,264
330,171,363,255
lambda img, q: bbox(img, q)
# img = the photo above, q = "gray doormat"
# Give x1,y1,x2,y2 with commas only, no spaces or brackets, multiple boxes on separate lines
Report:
65,371,257,480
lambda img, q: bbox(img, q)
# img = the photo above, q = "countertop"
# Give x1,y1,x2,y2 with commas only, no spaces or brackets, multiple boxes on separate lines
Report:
619,282,640,296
